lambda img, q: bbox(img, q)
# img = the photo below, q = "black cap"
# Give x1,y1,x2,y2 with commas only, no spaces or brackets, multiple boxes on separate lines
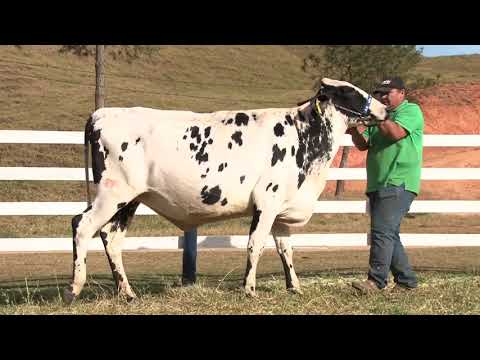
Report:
374,77,406,94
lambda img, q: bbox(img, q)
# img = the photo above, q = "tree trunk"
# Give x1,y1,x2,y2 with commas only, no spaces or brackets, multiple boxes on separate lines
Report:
335,146,351,198
95,45,105,110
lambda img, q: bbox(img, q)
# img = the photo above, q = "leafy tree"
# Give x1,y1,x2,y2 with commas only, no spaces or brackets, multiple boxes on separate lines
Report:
303,45,437,197
59,45,159,62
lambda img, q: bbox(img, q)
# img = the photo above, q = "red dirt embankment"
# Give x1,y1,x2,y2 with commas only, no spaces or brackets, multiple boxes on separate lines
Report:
326,82,480,199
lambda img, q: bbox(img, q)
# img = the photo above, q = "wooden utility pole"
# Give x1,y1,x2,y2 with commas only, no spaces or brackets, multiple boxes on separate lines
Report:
335,146,350,198
86,46,105,206
95,45,105,110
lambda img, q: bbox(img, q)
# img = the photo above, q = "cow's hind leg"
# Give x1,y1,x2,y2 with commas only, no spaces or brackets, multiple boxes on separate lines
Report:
271,223,302,294
99,201,139,301
63,184,138,304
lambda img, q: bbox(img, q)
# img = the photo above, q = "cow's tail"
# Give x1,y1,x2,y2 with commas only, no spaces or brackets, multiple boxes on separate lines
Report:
84,116,93,207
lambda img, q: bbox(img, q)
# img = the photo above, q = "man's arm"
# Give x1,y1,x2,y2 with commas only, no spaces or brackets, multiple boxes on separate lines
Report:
346,127,369,151
377,116,408,141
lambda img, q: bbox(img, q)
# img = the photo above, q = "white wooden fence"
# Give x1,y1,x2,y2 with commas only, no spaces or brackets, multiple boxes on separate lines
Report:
1,130,479,252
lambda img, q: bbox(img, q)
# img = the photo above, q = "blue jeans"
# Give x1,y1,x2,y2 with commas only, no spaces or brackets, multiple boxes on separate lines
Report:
367,184,418,289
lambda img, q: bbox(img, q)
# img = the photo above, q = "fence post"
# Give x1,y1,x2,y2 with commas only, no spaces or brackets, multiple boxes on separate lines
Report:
182,228,197,285
335,146,350,198
95,45,105,110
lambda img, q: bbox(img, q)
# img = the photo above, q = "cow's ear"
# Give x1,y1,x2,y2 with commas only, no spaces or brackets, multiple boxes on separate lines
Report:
318,91,329,102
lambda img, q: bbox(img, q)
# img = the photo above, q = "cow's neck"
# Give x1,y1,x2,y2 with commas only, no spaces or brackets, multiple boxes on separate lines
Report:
294,102,348,194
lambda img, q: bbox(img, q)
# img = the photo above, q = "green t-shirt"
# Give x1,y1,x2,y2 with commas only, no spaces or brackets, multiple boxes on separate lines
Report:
363,100,424,195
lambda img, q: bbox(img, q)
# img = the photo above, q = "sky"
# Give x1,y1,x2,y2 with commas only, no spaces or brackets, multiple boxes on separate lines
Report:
417,45,480,57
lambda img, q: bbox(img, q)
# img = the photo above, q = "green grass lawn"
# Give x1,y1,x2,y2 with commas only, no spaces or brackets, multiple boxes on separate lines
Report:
0,248,479,314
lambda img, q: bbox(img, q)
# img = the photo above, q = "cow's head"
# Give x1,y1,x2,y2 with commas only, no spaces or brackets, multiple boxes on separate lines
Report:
317,78,387,127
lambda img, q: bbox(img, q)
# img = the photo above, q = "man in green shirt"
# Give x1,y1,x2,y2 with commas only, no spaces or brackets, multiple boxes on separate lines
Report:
347,77,424,293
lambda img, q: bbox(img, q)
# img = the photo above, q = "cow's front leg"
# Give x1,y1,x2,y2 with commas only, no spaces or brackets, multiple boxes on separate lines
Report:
243,204,276,297
272,223,302,294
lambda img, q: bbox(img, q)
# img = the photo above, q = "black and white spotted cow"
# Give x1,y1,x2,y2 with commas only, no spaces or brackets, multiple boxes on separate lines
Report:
63,78,387,303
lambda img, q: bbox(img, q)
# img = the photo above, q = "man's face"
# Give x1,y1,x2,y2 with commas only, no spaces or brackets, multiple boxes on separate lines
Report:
378,88,405,110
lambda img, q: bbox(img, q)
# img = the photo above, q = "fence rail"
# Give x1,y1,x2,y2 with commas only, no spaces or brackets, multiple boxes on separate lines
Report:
1,167,480,181
1,233,480,252
1,131,479,252
1,131,480,147
0,200,478,216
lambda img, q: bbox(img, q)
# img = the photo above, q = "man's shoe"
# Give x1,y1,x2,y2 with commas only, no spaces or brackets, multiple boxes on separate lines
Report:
352,279,382,294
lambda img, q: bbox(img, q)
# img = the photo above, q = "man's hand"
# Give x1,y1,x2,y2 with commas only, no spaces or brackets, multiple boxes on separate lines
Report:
346,126,369,151
377,117,408,141
345,125,366,135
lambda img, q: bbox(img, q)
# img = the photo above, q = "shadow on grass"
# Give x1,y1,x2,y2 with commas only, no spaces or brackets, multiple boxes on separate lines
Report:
0,277,101,305
1,267,477,306
0,273,173,305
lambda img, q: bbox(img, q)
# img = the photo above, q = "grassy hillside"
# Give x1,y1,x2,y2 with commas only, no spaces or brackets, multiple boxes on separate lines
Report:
0,45,322,131
2,45,479,131
414,54,480,83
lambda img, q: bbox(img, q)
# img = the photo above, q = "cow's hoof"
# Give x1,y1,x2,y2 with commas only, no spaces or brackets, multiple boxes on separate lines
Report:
126,294,138,303
244,286,257,298
287,287,304,295
117,290,137,303
62,287,76,305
